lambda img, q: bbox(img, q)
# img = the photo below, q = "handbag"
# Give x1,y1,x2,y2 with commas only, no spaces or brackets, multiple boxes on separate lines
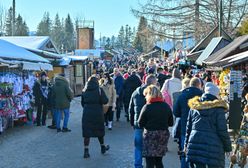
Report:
99,88,109,113
162,80,172,109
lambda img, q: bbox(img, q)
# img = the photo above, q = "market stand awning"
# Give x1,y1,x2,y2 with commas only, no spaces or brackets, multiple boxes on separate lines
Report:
203,35,248,66
0,39,49,63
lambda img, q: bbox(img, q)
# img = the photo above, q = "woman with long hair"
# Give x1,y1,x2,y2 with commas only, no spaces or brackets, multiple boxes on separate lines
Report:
99,72,117,130
81,76,110,158
138,85,173,168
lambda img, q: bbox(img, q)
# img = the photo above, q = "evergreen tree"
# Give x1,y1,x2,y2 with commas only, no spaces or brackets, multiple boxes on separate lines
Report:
105,37,111,49
36,12,52,36
5,7,13,36
64,14,75,52
117,26,125,48
133,16,148,52
124,24,129,47
15,14,28,36
51,13,63,52
237,17,248,36
110,35,116,48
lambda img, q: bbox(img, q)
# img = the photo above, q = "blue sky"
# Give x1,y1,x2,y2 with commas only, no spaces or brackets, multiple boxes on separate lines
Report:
1,0,141,38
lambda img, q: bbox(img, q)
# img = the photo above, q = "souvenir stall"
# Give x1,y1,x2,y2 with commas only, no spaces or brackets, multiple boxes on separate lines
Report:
0,39,52,134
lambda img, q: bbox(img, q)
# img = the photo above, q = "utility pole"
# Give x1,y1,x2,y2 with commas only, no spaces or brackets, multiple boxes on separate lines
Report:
195,0,200,42
12,0,15,36
219,0,223,37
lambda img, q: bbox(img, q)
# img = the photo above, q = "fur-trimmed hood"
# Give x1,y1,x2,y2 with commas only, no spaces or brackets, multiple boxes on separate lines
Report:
188,96,228,111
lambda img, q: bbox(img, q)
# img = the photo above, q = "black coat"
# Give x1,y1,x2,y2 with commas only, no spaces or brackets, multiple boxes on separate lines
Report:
157,73,169,89
138,101,173,130
81,81,108,137
123,74,142,106
32,79,50,106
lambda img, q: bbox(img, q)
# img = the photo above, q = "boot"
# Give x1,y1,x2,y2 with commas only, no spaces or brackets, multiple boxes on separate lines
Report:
108,121,112,130
84,148,90,158
101,145,110,154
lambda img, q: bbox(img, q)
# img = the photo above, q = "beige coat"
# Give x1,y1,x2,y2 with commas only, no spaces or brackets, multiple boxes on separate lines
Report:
100,79,116,107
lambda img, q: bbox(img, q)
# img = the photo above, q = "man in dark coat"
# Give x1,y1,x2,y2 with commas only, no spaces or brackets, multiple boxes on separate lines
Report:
129,75,158,168
113,68,124,121
185,82,232,167
33,71,50,126
81,76,109,158
52,74,74,132
173,77,203,168
123,71,142,122
157,67,169,89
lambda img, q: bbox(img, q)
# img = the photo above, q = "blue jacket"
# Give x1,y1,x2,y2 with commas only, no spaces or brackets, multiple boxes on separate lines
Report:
173,87,203,136
129,85,147,129
114,74,124,96
185,94,232,167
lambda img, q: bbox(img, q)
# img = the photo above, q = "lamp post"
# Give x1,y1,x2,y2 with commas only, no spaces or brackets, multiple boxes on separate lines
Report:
219,0,223,37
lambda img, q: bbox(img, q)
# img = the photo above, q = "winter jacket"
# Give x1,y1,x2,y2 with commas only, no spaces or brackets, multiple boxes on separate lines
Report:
114,74,124,96
123,74,142,106
157,73,169,89
129,85,147,128
33,79,50,106
81,80,108,137
185,94,232,167
173,87,203,136
100,78,116,106
138,100,173,131
161,77,182,104
52,76,74,109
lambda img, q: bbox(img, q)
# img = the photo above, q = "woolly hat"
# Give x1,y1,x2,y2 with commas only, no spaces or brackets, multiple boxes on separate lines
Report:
204,82,219,97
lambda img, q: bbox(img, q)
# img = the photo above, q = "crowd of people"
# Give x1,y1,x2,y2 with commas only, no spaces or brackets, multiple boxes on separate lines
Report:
32,57,233,168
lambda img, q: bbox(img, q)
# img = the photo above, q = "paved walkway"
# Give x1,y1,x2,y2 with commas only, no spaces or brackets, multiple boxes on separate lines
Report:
0,98,181,168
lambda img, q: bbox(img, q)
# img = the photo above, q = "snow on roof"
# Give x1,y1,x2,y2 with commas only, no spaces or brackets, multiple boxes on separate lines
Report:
0,36,49,50
59,56,88,66
0,39,49,63
75,49,104,57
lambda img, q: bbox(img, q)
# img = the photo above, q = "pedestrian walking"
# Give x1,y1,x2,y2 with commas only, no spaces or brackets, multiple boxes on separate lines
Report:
33,71,50,126
81,76,110,159
173,77,203,168
185,82,232,168
99,72,117,130
161,68,182,109
47,78,56,129
113,68,124,121
123,70,142,122
52,74,74,132
157,67,169,89
129,75,158,168
138,85,173,168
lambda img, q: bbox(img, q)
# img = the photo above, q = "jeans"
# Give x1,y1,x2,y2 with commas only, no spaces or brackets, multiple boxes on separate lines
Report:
190,162,222,168
181,135,189,168
55,108,70,129
134,129,143,168
116,97,122,120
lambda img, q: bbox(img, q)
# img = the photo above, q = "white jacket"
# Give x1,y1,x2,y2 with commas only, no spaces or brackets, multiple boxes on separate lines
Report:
161,77,182,105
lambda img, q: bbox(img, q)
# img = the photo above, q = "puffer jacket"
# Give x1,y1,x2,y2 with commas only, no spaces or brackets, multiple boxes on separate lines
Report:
129,85,147,128
100,78,116,106
185,94,232,167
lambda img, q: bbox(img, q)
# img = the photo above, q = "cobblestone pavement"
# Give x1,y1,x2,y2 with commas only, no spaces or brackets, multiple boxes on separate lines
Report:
0,98,182,168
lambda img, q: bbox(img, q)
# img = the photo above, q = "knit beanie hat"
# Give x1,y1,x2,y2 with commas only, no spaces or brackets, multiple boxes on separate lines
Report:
204,82,219,97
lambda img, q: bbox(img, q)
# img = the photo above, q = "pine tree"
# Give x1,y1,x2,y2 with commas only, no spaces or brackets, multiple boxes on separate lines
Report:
51,13,63,52
124,24,129,47
15,14,28,36
110,35,116,48
64,14,75,52
5,7,13,36
105,37,111,49
36,12,52,36
117,26,125,48
133,16,148,52
237,17,248,36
